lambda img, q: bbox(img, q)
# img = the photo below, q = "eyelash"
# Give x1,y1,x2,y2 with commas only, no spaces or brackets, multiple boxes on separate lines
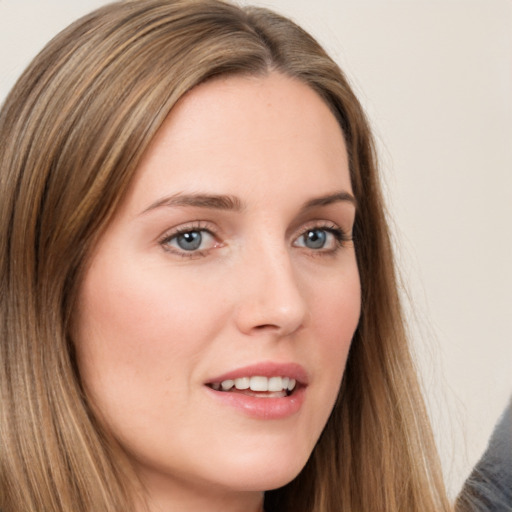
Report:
159,221,218,259
158,221,352,259
294,223,352,254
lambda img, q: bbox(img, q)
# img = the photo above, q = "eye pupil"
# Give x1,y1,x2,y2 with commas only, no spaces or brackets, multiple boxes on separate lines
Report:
177,231,202,251
305,229,326,249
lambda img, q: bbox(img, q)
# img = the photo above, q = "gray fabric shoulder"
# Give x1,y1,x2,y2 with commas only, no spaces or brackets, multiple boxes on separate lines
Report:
457,398,512,511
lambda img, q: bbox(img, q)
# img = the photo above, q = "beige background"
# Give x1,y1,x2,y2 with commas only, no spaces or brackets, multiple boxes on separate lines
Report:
1,0,511,498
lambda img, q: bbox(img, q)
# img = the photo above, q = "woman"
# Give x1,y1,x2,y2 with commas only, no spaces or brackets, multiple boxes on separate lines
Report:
0,1,451,511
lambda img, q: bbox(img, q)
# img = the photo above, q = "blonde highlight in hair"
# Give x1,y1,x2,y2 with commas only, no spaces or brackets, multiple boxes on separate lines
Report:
0,1,451,511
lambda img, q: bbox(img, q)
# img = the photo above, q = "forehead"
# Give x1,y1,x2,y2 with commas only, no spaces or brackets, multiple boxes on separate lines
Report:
123,72,351,213
150,72,344,152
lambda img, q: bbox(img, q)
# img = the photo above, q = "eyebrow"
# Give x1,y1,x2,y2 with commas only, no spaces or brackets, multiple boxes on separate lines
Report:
141,190,356,215
141,193,245,214
302,191,357,210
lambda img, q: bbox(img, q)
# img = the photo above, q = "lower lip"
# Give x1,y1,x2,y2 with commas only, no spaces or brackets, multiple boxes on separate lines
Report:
205,386,306,420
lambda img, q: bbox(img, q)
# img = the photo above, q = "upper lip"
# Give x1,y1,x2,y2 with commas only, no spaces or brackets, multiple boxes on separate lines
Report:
206,361,309,386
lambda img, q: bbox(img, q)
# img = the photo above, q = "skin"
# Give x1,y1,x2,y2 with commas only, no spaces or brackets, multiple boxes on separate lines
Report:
74,72,361,512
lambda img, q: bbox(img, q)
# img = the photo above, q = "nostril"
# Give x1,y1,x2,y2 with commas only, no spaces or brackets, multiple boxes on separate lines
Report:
254,324,278,330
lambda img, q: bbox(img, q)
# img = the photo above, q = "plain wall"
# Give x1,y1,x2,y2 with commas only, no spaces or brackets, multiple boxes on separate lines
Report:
1,0,511,498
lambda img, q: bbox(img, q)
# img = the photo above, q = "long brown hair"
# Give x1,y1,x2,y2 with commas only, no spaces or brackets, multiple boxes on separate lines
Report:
0,1,451,510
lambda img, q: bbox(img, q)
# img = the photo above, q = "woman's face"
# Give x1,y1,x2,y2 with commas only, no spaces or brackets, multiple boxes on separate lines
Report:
74,72,360,508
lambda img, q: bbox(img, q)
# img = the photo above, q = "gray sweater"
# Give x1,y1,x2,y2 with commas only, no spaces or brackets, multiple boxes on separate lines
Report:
457,398,512,511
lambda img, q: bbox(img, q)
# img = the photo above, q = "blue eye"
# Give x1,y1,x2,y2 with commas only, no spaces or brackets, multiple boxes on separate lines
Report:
294,226,346,251
303,229,328,249
162,228,217,254
175,231,203,251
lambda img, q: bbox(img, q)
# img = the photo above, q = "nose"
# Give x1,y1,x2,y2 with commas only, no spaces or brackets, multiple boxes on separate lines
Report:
234,243,308,338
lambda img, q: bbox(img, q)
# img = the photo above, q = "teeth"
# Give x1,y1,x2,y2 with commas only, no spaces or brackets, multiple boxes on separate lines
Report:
268,376,283,392
234,377,250,390
220,379,234,391
250,376,268,392
216,376,297,393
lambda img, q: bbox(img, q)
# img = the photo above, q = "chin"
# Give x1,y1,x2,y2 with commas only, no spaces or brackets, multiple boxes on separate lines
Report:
209,444,311,492
217,468,303,493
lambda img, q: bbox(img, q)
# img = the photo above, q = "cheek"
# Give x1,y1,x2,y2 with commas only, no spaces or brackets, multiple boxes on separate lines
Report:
73,262,225,463
76,257,218,356
73,260,206,410
301,260,361,416
317,267,360,376
309,260,361,350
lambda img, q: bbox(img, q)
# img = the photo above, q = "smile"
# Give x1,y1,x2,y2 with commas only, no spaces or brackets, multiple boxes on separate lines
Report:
204,363,307,418
208,376,297,396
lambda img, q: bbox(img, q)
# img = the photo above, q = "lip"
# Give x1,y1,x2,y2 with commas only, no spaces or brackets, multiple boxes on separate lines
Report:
204,361,308,420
